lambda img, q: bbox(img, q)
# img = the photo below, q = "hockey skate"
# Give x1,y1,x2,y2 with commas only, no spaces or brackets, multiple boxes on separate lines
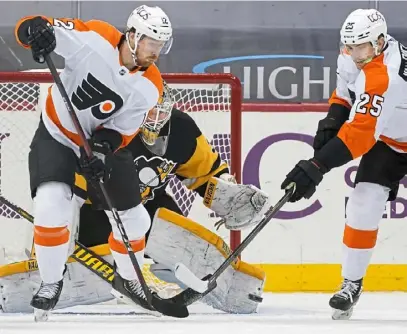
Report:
111,271,160,316
329,278,362,320
30,279,64,322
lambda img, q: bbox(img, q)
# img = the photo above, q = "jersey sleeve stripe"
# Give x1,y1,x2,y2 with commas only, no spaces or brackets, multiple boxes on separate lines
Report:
142,64,164,97
14,16,36,49
120,130,140,149
329,89,352,109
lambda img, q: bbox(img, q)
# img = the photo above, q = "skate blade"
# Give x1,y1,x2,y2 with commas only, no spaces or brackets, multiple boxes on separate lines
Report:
331,307,354,320
34,308,49,322
110,288,161,317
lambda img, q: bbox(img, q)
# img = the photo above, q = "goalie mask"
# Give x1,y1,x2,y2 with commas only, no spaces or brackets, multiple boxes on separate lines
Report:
141,81,173,155
126,5,173,66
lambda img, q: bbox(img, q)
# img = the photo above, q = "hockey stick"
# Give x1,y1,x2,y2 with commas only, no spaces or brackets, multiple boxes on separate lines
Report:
170,182,296,306
0,194,117,284
44,54,188,318
0,194,204,298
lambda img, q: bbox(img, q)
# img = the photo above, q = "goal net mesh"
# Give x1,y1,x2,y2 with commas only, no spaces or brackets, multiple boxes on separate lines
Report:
0,73,239,296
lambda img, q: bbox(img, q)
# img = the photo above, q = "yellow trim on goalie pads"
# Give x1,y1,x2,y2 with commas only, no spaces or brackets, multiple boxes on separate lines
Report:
0,244,110,278
156,208,265,281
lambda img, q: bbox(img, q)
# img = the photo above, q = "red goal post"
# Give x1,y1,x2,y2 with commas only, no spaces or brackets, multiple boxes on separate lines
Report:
0,71,243,258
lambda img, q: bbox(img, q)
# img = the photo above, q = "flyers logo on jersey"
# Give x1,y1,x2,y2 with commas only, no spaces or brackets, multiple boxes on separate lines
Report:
135,155,176,203
72,73,124,120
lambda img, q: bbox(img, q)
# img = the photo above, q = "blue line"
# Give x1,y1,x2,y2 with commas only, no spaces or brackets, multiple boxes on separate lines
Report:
193,54,324,73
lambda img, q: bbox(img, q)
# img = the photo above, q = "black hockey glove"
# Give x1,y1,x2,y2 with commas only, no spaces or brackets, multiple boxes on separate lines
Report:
313,104,350,151
281,158,328,202
79,140,111,184
18,16,56,63
79,128,122,184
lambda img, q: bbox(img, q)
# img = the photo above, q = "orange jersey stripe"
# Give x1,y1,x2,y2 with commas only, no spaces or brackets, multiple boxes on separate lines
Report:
46,87,83,146
120,130,140,149
337,53,389,159
343,224,378,249
14,16,36,49
379,135,407,152
108,233,145,254
329,89,351,109
142,64,164,98
34,226,70,247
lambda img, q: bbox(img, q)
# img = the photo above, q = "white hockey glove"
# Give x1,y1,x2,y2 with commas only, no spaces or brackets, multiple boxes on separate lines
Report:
203,174,271,230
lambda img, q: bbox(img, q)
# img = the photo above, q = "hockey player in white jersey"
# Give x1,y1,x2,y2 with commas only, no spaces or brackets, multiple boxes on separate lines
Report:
15,5,172,318
0,82,268,315
281,9,407,320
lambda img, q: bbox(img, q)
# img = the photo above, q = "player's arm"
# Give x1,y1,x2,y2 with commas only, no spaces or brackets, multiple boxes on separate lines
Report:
313,53,353,151
15,16,122,62
175,111,270,230
314,66,402,171
281,64,403,202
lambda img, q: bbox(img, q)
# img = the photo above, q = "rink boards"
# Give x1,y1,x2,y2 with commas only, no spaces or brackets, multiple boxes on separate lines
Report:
0,104,406,292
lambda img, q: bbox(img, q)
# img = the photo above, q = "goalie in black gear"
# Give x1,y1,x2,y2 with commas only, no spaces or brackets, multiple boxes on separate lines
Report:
0,82,269,315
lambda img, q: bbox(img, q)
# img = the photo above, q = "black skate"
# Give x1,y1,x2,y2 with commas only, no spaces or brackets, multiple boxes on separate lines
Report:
329,278,362,320
30,279,63,322
111,271,159,316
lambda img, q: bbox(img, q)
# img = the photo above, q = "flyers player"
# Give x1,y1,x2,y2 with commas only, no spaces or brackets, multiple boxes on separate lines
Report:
78,81,270,314
14,5,172,319
0,81,270,315
280,9,407,320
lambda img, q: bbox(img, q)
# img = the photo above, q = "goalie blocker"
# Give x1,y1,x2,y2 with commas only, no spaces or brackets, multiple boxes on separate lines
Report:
0,208,265,314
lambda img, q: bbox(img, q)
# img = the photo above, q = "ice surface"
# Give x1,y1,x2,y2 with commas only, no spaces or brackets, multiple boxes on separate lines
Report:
1,293,407,334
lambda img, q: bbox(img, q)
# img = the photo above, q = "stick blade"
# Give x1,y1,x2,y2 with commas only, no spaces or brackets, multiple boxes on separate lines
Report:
151,294,189,318
174,263,208,293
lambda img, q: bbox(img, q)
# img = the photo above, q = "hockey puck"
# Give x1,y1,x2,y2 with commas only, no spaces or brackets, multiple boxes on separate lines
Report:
248,293,263,303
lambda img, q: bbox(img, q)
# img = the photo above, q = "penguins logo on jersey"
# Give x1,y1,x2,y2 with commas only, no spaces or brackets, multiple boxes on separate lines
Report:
134,156,176,202
72,73,124,120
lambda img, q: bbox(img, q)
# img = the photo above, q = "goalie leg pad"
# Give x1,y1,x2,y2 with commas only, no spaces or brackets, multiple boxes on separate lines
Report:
146,208,265,314
0,253,114,313
203,176,271,230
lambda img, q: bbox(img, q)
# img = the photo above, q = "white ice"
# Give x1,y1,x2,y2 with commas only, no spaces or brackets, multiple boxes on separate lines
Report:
1,293,407,334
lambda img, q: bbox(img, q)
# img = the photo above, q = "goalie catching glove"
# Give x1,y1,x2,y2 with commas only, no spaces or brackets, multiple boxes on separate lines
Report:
202,174,271,230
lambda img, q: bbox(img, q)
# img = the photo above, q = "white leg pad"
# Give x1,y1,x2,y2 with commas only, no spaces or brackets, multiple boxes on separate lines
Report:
146,208,265,314
0,254,114,313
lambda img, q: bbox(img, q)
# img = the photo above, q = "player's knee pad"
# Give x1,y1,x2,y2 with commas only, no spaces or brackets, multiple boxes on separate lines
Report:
346,182,390,230
107,204,151,241
33,181,73,228
146,208,265,314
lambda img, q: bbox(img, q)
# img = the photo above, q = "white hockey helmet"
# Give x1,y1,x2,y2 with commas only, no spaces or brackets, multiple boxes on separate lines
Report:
126,5,173,63
340,9,387,55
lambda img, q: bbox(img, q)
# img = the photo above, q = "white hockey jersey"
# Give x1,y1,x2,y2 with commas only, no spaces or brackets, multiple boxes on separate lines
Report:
329,35,407,158
15,17,163,154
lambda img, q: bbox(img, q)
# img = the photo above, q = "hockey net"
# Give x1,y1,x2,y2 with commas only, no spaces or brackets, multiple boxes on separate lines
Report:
0,71,242,294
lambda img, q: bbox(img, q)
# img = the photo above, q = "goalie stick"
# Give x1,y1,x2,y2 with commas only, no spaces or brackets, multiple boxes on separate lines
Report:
0,183,294,308
41,54,188,318
170,183,296,306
